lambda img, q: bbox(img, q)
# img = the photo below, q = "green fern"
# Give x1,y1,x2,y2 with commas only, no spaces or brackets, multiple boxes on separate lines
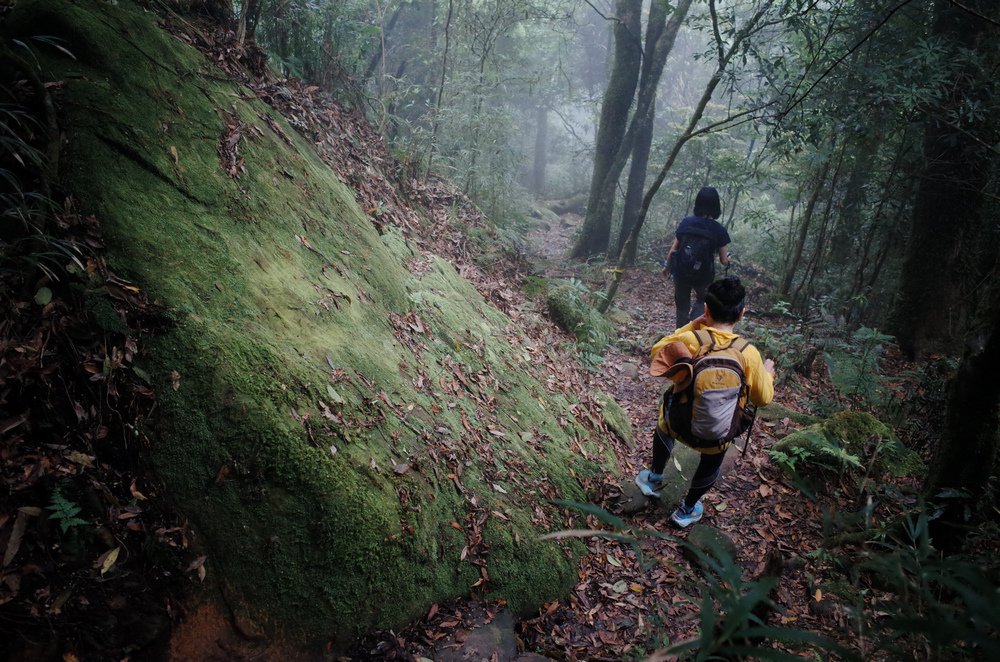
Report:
47,485,88,533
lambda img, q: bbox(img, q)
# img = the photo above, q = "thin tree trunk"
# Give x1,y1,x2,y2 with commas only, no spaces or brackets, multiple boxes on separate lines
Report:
848,135,908,297
425,0,454,179
364,1,406,82
532,105,549,195
792,144,847,307
781,154,832,297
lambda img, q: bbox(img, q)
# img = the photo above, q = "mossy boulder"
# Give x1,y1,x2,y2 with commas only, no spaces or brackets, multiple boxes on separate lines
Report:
757,401,821,426
4,0,621,646
545,279,614,350
770,411,924,485
593,390,633,446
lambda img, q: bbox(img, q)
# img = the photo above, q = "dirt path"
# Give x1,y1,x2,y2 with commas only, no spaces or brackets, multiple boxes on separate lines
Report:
513,214,843,659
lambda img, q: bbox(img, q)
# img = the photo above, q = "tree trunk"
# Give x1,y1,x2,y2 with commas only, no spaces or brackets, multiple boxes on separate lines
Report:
781,155,831,298
615,95,655,264
569,0,642,258
792,144,846,308
576,0,693,261
364,1,407,83
598,0,776,312
532,105,548,195
927,314,1000,550
846,133,910,322
890,0,995,356
425,0,454,178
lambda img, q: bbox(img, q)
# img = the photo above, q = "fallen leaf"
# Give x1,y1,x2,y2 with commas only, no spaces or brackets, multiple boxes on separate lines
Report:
34,287,52,305
325,385,345,404
606,554,622,568
714,502,728,512
96,547,121,575
170,370,181,391
673,456,683,472
426,603,438,621
65,451,95,468
3,510,33,567
814,588,823,602
759,484,773,497
187,554,207,581
392,462,410,475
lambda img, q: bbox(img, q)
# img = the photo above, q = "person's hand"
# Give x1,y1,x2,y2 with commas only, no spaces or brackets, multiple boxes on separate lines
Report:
764,358,776,377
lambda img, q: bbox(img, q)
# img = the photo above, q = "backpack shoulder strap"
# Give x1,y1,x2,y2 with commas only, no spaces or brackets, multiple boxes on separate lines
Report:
693,330,714,354
724,336,750,353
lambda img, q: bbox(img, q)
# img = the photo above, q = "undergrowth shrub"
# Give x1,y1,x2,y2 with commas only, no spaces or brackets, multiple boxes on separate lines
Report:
546,501,851,661
820,501,1000,660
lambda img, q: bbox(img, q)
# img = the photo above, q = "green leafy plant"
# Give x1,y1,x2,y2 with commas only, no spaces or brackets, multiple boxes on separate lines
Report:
826,326,894,407
833,501,1000,660
767,445,814,474
47,484,88,533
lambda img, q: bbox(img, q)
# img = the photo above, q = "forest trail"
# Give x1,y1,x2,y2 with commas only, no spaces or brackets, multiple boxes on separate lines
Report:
380,212,856,659
507,213,849,657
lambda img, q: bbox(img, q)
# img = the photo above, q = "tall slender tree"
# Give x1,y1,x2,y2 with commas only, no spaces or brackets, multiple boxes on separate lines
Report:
570,0,642,258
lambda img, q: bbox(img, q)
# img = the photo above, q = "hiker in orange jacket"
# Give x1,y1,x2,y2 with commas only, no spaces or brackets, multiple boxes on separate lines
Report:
635,277,775,527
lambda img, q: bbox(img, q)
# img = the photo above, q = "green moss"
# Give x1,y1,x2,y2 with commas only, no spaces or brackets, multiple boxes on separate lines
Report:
757,402,821,426
522,275,548,299
593,390,633,446
545,279,614,350
483,514,583,615
771,411,924,485
3,0,619,646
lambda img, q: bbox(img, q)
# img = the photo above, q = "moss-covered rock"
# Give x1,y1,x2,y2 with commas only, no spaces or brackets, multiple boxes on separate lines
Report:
757,401,821,426
593,390,633,446
4,0,621,646
770,411,924,485
545,279,614,350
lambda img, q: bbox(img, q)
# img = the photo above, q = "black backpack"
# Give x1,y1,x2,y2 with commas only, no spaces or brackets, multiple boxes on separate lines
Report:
674,231,716,282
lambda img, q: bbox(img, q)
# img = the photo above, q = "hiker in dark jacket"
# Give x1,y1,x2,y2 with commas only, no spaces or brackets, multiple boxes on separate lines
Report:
665,187,732,327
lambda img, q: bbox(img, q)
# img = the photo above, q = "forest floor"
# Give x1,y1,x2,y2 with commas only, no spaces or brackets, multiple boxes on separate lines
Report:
370,214,878,661
0,14,938,659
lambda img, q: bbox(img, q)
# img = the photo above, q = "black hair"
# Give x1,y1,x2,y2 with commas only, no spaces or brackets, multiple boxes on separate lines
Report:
705,277,746,324
693,186,722,219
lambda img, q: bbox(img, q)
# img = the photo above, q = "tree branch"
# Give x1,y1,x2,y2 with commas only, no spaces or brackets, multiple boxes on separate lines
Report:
777,0,918,122
948,0,1000,28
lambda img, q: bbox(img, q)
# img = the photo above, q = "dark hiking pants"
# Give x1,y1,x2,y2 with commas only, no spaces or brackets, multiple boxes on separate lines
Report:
651,427,726,509
673,276,710,328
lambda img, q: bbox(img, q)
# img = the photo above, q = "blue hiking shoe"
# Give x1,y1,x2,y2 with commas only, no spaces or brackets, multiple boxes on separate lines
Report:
670,500,704,528
635,470,664,498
